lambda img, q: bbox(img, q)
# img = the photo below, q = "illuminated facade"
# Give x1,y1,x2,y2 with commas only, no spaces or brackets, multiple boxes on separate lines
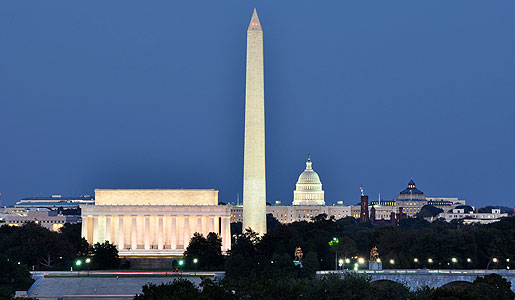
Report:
1,208,79,231
242,9,267,236
435,208,507,224
230,178,468,224
370,179,466,218
81,189,231,257
292,155,325,206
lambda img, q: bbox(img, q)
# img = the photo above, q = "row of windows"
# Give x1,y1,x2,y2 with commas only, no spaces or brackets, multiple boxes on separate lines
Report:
9,220,65,224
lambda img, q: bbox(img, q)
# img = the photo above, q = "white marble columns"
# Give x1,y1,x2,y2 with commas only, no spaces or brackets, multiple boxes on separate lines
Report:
81,205,232,255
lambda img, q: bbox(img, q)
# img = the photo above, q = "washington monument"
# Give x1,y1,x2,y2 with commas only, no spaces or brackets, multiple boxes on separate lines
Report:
243,9,267,235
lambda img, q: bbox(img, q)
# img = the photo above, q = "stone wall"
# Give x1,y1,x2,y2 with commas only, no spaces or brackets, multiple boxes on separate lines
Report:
95,189,219,206
318,270,515,291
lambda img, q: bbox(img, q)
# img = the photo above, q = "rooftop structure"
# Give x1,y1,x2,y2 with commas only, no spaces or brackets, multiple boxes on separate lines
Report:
15,194,94,209
435,208,508,224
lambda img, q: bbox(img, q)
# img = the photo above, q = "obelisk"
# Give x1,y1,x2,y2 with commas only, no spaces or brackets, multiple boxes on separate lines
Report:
243,8,267,235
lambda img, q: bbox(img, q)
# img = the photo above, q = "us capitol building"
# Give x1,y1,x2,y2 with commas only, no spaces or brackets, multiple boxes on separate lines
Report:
232,155,358,223
230,155,466,224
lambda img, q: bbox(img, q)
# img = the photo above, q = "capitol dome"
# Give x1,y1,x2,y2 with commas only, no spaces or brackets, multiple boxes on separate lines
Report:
292,155,325,206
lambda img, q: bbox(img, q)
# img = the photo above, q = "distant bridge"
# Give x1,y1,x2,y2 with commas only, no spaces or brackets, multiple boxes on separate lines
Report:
317,269,515,291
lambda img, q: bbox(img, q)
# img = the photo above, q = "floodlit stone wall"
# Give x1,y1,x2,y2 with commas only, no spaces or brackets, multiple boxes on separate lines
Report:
94,189,219,206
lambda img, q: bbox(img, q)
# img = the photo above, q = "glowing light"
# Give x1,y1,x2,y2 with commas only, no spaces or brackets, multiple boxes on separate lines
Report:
85,258,91,264
358,257,365,264
467,258,472,263
389,259,395,265
75,260,82,266
428,258,433,263
178,260,184,266
193,258,198,264
338,259,344,265
451,257,458,263
414,258,419,263
345,258,350,264
493,258,499,263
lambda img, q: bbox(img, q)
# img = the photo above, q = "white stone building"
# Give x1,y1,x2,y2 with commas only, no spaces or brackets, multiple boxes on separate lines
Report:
81,189,231,257
0,208,79,231
436,208,508,224
292,155,325,206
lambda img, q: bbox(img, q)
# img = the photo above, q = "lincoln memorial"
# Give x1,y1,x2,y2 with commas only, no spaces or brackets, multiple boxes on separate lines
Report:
81,189,231,257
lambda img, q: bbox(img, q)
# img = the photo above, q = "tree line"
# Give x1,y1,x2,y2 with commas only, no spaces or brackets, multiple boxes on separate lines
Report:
0,222,121,296
182,214,514,273
134,273,514,300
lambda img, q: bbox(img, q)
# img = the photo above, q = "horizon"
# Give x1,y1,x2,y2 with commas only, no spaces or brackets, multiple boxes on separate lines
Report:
1,1,514,208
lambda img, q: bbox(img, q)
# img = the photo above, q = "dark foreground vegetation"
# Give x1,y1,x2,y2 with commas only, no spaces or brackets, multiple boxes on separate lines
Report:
176,215,515,299
0,222,121,295
183,215,515,273
0,213,513,298
135,273,514,300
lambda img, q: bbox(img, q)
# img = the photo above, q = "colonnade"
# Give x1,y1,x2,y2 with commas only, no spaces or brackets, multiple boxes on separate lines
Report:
82,213,231,252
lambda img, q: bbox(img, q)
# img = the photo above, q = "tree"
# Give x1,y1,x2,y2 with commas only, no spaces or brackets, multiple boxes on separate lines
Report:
92,241,119,269
302,251,319,276
312,213,328,223
416,205,443,218
0,255,34,295
184,232,224,270
0,223,73,269
472,274,514,300
205,232,224,268
134,278,239,300
134,279,201,300
369,281,412,300
59,222,94,260
266,214,280,230
199,278,239,300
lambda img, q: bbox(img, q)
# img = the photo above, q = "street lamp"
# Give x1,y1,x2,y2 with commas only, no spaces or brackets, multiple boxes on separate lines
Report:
328,237,339,271
75,260,82,278
428,258,433,265
177,259,185,276
193,258,198,276
338,258,344,270
486,257,499,269
85,258,91,276
389,259,395,265
451,257,457,269
358,257,365,265
413,258,419,263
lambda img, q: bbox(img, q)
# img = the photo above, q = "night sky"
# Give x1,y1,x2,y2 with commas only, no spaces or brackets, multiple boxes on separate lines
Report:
1,1,514,208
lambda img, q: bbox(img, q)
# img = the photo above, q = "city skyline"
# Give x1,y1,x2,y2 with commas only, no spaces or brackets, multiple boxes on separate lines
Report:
1,1,514,208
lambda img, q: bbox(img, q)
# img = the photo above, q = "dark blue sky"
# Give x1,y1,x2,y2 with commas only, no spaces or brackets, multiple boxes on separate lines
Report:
1,1,514,208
